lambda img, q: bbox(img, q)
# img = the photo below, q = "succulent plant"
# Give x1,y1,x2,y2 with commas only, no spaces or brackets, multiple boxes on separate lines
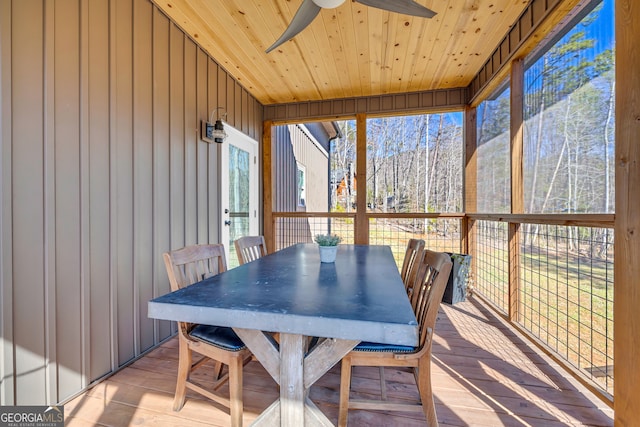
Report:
314,234,342,246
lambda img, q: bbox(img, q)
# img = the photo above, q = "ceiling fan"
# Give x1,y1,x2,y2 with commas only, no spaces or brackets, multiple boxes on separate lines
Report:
266,0,437,53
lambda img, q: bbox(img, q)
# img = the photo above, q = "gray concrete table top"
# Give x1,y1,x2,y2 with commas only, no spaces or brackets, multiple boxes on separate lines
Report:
149,243,418,346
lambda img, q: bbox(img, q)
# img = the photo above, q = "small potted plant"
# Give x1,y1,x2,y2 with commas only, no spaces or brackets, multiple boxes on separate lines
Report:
314,234,341,263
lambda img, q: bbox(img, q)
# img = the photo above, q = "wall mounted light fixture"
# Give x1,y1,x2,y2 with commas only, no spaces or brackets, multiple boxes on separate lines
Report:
201,107,228,143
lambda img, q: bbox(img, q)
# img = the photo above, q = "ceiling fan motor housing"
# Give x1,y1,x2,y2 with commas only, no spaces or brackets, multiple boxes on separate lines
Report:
312,0,346,8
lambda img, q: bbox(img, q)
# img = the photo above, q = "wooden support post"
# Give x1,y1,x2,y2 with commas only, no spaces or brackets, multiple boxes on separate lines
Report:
509,58,524,323
355,114,368,244
263,121,274,253
614,0,640,423
463,105,477,257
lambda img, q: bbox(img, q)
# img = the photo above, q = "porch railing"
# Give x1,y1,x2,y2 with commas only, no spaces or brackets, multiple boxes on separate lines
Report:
270,211,614,403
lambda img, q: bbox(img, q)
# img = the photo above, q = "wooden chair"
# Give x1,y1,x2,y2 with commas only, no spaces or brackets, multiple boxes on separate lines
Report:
234,235,268,265
163,244,252,427
400,238,425,294
233,235,285,343
338,249,453,427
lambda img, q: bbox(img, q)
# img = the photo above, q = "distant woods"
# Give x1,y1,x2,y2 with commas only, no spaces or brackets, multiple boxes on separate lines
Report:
331,9,614,219
327,4,614,257
478,3,614,215
332,115,463,215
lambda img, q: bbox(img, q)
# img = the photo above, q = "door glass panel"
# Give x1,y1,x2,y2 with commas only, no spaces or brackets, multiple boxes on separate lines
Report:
228,144,250,268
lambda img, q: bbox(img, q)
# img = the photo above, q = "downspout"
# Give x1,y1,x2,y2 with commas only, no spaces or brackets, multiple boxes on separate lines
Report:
327,122,343,235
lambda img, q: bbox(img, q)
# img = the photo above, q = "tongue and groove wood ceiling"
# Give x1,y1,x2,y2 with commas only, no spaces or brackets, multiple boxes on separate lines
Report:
152,0,530,105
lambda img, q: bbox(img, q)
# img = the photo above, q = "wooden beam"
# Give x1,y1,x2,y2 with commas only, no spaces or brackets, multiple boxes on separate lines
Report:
464,106,478,215
463,105,477,256
614,0,640,423
509,58,524,323
467,213,614,228
262,121,274,253
355,114,368,244
263,89,468,122
510,58,524,215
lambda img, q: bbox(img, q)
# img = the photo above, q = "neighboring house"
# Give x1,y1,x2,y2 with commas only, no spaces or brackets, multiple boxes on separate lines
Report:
272,123,340,248
335,170,357,210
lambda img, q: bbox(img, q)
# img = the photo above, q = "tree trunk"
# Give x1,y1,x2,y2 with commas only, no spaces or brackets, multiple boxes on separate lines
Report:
540,95,572,213
604,79,614,213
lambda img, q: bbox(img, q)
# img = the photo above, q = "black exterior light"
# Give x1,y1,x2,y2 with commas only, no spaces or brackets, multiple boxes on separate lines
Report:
201,107,228,143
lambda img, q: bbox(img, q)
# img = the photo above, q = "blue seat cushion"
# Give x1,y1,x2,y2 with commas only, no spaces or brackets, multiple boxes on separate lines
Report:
354,341,417,354
189,324,246,351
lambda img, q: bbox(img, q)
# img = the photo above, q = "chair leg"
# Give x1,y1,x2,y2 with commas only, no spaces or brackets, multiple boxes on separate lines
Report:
379,367,387,400
212,360,223,381
173,339,191,411
338,358,353,427
417,356,438,427
228,356,243,427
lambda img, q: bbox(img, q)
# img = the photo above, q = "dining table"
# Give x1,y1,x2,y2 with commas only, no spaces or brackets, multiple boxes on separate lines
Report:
148,243,418,426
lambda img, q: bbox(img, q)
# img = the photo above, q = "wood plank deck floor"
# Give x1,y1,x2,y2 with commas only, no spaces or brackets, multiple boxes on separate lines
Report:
64,296,613,426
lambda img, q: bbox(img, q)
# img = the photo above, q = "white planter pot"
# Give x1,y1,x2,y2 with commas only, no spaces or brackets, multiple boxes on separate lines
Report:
318,245,338,263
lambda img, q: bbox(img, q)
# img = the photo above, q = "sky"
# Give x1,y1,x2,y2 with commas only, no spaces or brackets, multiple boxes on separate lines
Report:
591,0,615,53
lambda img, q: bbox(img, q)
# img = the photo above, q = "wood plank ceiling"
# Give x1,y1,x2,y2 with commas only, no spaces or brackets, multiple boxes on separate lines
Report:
152,0,530,105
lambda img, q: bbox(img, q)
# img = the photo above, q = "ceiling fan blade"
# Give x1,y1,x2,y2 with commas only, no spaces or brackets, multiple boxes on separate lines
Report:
356,0,436,18
266,0,322,53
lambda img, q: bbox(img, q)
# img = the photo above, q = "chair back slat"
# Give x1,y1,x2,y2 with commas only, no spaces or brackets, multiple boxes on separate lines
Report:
401,239,425,295
234,235,268,265
164,244,227,291
410,250,452,350
163,244,228,337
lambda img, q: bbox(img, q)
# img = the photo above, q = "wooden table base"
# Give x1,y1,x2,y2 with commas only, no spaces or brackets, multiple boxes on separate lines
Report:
234,329,358,426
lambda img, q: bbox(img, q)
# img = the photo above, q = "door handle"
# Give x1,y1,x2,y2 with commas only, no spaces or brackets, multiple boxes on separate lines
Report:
224,220,232,226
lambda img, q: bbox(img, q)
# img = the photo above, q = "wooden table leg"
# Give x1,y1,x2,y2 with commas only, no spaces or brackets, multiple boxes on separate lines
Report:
234,328,358,426
280,333,305,425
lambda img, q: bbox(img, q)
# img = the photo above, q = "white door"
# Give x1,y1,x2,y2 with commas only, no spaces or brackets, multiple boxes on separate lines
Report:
220,123,259,268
